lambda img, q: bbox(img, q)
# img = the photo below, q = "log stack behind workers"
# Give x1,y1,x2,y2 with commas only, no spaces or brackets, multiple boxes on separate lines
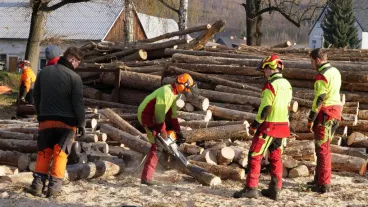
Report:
28,47,85,198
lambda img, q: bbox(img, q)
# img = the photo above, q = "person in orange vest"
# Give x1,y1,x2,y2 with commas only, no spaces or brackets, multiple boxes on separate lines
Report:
138,73,197,186
18,60,36,104
306,48,342,193
233,55,292,200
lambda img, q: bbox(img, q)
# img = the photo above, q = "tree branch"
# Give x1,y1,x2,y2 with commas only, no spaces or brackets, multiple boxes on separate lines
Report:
40,0,90,11
157,0,179,14
256,6,301,27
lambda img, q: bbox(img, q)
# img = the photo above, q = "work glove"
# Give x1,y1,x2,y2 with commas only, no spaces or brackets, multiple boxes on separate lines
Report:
307,121,314,133
77,126,86,137
249,126,257,136
176,131,186,145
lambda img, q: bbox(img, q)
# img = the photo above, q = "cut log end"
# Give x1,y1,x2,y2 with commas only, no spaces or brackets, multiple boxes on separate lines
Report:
291,101,299,113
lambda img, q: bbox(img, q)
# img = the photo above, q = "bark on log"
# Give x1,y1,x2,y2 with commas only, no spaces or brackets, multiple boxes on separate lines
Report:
282,155,299,169
341,114,358,125
185,94,209,111
343,107,359,115
189,160,245,181
100,71,161,92
331,153,367,175
164,66,261,92
0,139,37,153
0,130,35,140
347,132,368,148
179,143,204,155
16,104,36,115
139,24,211,43
171,63,262,76
2,127,38,134
288,165,309,178
284,140,315,162
85,142,109,153
111,88,150,106
272,41,291,48
0,150,35,171
83,86,103,100
216,147,235,165
183,103,195,112
172,53,258,66
331,136,342,146
290,119,309,132
344,102,359,108
65,160,125,181
180,120,247,129
208,105,256,122
84,98,138,111
181,124,249,143
330,144,368,159
358,110,368,120
87,152,119,162
76,134,98,143
121,49,147,61
351,120,368,130
165,48,261,59
183,20,226,50
85,113,101,120
101,108,148,142
344,93,368,104
210,102,254,112
177,111,212,121
128,66,164,74
199,89,260,108
229,146,248,168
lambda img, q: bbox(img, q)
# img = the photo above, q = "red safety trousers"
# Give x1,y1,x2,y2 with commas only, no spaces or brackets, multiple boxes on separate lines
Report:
313,112,339,185
246,132,285,189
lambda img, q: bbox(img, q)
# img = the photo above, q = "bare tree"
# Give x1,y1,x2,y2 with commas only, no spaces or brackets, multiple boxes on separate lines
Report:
25,0,91,73
241,0,324,46
124,0,134,42
157,0,188,37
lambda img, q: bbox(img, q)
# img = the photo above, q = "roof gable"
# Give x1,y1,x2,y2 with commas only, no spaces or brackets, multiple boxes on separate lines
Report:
0,0,124,40
137,13,178,40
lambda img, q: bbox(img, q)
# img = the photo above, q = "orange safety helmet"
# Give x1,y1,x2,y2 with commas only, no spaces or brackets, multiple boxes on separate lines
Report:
175,73,196,93
256,54,284,72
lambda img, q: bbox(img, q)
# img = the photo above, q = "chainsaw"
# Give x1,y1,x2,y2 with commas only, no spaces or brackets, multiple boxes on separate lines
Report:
156,130,189,167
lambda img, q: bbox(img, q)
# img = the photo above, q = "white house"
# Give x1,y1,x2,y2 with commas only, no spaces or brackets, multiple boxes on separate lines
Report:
0,0,178,72
309,0,368,49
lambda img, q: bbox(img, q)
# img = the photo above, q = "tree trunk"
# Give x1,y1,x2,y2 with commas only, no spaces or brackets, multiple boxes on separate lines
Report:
124,0,134,42
65,160,125,181
210,102,254,112
179,143,204,155
208,105,256,122
76,134,98,143
343,107,359,115
178,0,189,37
284,140,316,162
100,71,161,92
0,130,35,141
341,114,358,126
181,124,249,143
2,127,38,134
330,145,368,160
0,150,33,171
185,93,209,111
358,110,368,120
25,3,45,74
288,165,309,178
184,163,222,186
171,63,262,76
111,88,150,106
244,0,256,46
331,153,367,175
87,142,109,154
180,120,247,129
183,103,194,112
272,41,292,48
199,89,261,108
189,160,245,181
101,108,148,142
290,119,309,132
84,98,138,112
177,111,212,121
0,139,37,153
347,132,368,148
121,50,147,61
83,86,103,100
165,48,261,59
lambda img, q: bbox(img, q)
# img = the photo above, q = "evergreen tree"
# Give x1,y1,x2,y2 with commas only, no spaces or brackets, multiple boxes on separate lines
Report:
322,0,361,48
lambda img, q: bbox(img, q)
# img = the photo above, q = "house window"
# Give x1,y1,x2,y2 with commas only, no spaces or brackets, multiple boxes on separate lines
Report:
39,58,47,70
0,54,6,71
312,40,317,44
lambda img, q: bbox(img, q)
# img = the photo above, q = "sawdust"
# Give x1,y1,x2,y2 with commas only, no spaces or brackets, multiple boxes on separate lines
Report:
0,169,366,207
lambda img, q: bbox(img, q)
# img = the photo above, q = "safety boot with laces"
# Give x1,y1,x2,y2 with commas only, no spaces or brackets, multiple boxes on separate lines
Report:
141,179,163,186
261,188,281,201
310,184,331,194
27,173,47,197
233,187,259,199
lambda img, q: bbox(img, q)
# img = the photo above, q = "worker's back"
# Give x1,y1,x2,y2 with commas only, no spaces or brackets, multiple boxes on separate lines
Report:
34,61,84,126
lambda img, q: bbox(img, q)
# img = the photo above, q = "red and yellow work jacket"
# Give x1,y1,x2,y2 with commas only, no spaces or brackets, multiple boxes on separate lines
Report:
255,73,292,138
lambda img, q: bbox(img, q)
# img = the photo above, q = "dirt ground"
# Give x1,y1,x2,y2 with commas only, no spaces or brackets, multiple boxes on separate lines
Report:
0,167,367,207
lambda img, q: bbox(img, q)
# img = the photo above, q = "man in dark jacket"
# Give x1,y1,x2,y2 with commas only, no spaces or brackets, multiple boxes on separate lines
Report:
28,47,85,198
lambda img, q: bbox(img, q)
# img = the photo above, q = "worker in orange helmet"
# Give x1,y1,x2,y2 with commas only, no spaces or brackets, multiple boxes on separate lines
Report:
18,60,36,104
233,54,292,200
137,73,197,186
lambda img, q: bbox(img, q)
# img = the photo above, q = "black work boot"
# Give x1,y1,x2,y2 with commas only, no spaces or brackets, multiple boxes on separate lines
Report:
261,176,281,201
310,184,331,194
46,176,63,198
141,179,163,186
233,187,260,199
27,173,48,197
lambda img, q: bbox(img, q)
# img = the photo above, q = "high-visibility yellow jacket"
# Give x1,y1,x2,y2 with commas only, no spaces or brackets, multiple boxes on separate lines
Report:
255,73,292,138
309,63,342,121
